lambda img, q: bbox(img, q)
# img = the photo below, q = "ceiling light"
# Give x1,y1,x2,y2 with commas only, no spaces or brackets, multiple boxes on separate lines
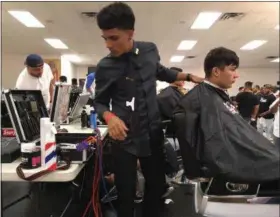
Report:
62,54,82,63
271,58,279,63
191,12,222,29
177,40,197,50
170,55,184,63
44,38,68,49
275,25,279,30
8,11,44,28
240,40,267,50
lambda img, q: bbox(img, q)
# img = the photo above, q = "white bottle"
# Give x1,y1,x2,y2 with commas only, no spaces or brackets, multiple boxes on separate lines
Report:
40,117,57,170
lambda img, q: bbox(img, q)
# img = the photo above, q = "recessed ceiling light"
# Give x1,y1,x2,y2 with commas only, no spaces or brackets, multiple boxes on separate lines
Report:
62,54,82,63
271,58,279,63
44,38,68,49
240,40,267,50
170,55,184,63
191,12,222,29
177,40,197,50
275,25,279,30
8,11,44,28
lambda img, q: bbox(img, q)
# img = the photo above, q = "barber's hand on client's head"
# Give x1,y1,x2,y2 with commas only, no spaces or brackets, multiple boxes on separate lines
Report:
104,112,128,141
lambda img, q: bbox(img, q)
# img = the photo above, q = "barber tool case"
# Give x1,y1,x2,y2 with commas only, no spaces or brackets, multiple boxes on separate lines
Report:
56,132,96,163
1,138,21,163
2,89,48,166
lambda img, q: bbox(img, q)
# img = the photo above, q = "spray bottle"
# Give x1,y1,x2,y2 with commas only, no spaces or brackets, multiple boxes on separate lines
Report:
40,117,57,171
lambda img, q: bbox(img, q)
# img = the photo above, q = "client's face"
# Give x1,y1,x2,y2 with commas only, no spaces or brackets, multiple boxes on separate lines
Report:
217,65,239,89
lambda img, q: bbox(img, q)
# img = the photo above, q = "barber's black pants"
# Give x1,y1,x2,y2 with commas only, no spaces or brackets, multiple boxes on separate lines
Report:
112,134,166,217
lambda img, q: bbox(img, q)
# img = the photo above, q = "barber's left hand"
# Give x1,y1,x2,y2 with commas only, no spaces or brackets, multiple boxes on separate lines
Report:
189,74,204,84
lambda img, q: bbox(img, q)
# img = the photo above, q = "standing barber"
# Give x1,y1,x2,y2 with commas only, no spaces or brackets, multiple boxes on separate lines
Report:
94,3,203,217
16,54,54,109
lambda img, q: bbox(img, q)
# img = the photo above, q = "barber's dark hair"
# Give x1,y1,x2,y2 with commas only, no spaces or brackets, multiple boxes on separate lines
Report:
72,78,78,85
204,47,239,78
244,81,253,88
97,2,135,30
170,67,183,72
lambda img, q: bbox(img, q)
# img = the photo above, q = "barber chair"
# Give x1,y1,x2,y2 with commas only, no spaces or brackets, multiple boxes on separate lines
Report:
161,119,181,162
173,112,280,216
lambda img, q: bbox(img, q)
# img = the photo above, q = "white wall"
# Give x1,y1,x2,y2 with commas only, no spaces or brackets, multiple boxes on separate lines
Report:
2,54,61,88
157,67,279,96
75,65,89,80
60,56,75,84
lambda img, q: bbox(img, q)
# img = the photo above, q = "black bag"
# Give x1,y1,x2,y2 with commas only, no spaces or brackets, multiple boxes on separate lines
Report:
173,83,280,183
163,138,179,178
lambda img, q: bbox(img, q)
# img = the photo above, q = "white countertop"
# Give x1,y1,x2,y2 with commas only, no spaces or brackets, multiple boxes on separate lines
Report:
1,124,108,182
205,201,280,217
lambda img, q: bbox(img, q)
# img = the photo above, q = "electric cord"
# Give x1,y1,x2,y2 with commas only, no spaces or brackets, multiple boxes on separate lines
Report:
98,143,117,214
81,127,118,217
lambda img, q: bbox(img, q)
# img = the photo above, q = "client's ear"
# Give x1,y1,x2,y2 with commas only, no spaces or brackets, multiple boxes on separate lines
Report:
212,67,220,77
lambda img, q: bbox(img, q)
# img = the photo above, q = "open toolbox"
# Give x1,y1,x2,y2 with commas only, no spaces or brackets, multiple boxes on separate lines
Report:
2,89,49,144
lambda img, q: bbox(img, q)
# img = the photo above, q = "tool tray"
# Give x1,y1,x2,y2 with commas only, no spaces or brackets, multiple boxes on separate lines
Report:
2,89,48,143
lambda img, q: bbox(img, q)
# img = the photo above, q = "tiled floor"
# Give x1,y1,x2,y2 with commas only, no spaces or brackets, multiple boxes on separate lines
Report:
2,181,203,217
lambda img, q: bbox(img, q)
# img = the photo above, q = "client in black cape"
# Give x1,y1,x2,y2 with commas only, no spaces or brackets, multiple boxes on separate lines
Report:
173,47,280,184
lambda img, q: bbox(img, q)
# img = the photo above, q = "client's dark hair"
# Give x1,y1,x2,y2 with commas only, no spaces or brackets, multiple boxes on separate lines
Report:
170,67,183,73
204,47,239,78
97,2,135,30
244,81,253,88
239,86,244,91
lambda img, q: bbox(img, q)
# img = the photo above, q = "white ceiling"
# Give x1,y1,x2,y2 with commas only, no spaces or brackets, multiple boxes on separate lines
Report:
2,1,279,69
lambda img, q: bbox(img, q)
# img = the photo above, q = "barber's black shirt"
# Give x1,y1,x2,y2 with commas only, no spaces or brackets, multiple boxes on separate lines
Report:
236,91,259,118
94,41,179,157
258,94,276,119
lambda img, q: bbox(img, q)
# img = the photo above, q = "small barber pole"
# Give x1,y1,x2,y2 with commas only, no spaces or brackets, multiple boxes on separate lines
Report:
40,118,57,170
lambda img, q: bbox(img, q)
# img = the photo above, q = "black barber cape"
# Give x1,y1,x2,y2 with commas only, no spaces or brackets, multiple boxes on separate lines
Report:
173,82,280,183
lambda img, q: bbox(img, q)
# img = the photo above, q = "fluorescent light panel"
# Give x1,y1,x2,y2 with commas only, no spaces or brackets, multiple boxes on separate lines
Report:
170,55,184,63
240,40,267,50
271,58,279,63
62,54,82,63
191,12,222,29
8,11,44,28
177,40,197,50
44,38,68,49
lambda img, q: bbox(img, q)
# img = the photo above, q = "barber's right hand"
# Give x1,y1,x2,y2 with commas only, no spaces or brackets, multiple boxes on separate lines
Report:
107,116,128,141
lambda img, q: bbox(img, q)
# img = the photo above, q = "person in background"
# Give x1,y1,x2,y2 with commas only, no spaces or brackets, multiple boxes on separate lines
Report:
235,81,259,128
256,86,265,98
231,86,244,106
68,78,83,111
157,67,187,120
270,94,280,147
59,75,67,83
257,84,277,141
83,72,96,99
71,78,82,94
16,54,54,109
253,85,261,94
